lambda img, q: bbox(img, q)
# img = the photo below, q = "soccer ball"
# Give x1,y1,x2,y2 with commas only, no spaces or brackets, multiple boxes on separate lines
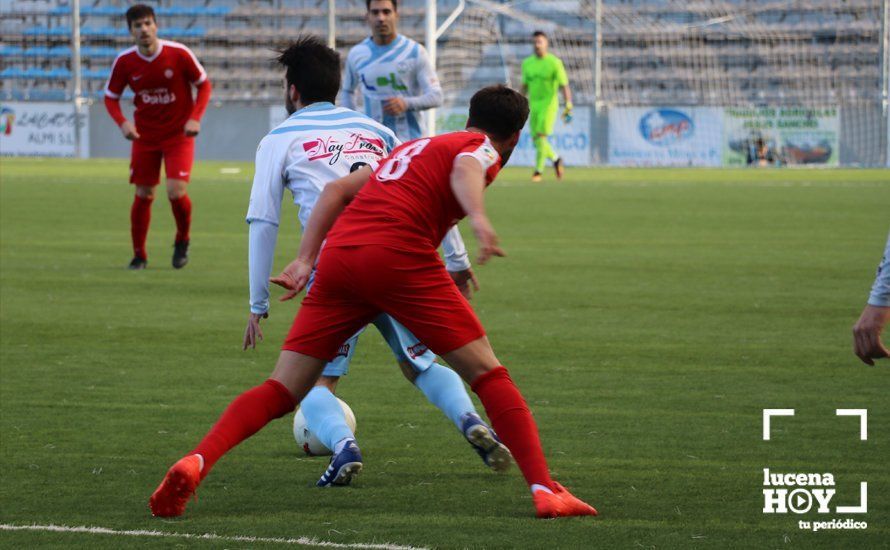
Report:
292,397,357,456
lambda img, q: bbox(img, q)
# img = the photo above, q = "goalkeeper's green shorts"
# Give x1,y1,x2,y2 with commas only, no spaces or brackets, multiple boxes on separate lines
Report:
529,101,559,136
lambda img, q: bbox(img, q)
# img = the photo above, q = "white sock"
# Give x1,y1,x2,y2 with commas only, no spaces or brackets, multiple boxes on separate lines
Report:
531,483,553,495
332,437,353,455
194,453,205,472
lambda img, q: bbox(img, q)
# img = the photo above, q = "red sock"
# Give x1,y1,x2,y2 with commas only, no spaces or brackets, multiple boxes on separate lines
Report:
130,195,153,260
169,194,192,243
471,366,554,489
192,379,296,478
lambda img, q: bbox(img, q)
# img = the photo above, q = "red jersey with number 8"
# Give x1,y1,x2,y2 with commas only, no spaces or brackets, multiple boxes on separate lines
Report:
105,40,207,141
325,131,502,253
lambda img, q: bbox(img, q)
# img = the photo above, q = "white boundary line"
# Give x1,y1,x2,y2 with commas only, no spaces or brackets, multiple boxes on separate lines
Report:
0,523,428,550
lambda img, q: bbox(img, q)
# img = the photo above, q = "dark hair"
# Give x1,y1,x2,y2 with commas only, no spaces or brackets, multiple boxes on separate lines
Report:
126,4,156,28
467,85,529,141
532,30,547,39
366,0,398,11
276,36,341,104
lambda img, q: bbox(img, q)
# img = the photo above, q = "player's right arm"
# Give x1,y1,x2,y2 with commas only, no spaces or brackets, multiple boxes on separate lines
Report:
104,53,140,140
441,226,478,299
271,166,373,300
337,49,359,110
243,137,287,349
450,155,505,265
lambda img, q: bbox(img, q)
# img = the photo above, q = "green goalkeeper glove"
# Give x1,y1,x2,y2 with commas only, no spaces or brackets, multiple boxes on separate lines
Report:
562,102,573,124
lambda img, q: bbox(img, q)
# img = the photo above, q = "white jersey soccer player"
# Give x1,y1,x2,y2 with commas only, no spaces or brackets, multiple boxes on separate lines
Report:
246,102,470,318
245,101,507,483
338,1,442,142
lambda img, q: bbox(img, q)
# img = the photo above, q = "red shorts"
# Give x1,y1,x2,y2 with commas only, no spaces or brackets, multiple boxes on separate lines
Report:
129,134,195,186
282,245,485,360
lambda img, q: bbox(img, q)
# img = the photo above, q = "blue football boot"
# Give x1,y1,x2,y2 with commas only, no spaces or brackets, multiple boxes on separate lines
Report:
316,440,363,487
461,413,512,473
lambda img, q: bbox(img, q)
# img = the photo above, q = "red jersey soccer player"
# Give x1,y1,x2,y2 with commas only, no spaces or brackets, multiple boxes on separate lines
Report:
104,4,212,270
150,85,597,519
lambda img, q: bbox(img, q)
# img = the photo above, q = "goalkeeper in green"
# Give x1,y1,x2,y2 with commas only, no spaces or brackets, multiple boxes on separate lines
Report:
521,31,572,182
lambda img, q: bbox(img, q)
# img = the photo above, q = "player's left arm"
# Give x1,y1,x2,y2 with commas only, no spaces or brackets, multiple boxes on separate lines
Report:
450,156,505,265
557,58,573,122
385,45,442,115
270,166,374,300
185,81,212,136
181,46,211,136
853,231,890,365
404,45,443,111
520,59,529,96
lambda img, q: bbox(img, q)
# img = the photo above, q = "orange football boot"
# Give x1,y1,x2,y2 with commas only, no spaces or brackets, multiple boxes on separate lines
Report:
149,454,202,517
533,482,598,518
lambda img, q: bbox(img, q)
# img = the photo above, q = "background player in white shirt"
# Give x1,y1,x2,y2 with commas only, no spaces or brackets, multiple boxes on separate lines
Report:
243,37,510,486
339,0,441,143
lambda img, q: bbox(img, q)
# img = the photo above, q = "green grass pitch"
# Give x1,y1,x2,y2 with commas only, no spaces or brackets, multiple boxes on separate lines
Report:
1,158,889,549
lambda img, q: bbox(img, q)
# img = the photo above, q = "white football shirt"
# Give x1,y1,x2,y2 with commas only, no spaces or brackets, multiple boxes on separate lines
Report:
247,101,399,230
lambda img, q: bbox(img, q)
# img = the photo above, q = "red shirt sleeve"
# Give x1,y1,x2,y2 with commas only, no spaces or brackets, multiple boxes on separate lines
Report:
104,95,126,126
190,80,212,121
105,53,129,100
180,46,208,85
179,46,211,121
455,135,502,183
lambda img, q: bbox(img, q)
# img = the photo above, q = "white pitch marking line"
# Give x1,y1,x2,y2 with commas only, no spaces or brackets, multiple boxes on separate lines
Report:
0,523,428,550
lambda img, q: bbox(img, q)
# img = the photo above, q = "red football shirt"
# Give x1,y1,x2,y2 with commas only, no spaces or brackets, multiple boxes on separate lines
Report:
325,131,502,253
104,40,207,141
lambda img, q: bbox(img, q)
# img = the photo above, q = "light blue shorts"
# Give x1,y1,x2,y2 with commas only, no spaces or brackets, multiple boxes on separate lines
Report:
321,314,437,377
305,270,436,377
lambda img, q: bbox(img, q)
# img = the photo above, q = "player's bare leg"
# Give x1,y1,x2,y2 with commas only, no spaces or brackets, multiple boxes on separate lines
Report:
166,178,191,269
149,351,329,517
129,185,154,269
442,337,597,518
